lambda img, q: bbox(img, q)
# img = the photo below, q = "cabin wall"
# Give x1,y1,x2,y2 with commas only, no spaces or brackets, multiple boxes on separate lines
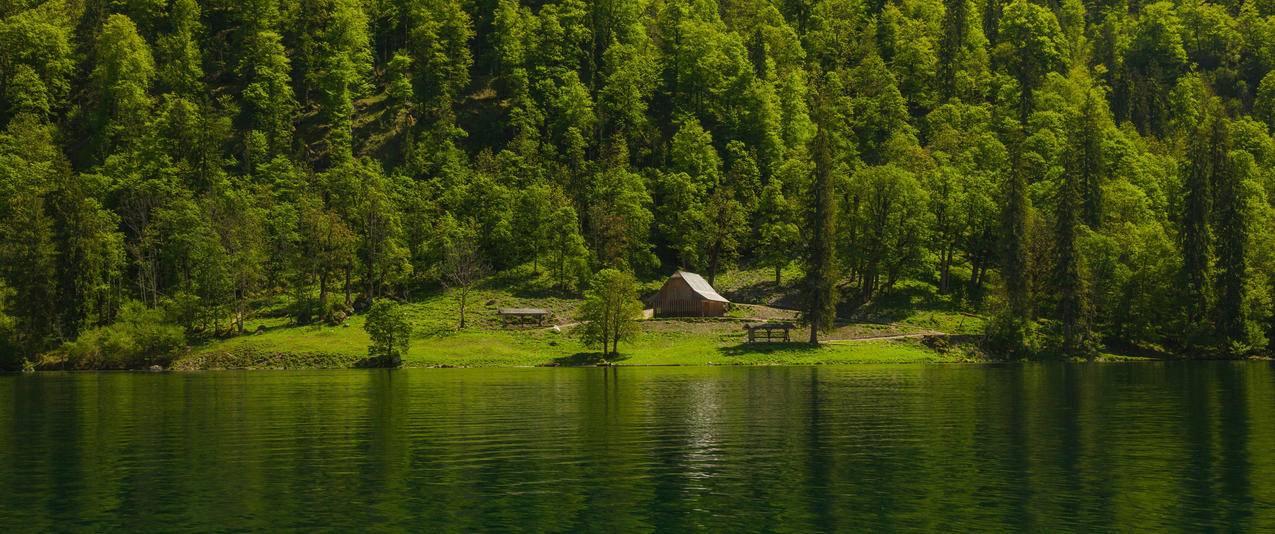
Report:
702,301,727,317
654,279,727,317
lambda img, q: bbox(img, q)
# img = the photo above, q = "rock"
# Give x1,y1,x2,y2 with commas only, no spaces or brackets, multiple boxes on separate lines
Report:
148,365,163,372
254,324,267,335
551,325,562,334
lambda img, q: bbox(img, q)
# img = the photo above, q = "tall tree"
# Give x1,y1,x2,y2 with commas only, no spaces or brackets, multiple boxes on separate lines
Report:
994,0,1061,348
1180,104,1226,332
995,0,1063,126
1054,108,1091,356
1214,149,1254,353
155,0,205,97
576,268,643,356
89,14,156,161
1073,90,1107,229
804,79,839,344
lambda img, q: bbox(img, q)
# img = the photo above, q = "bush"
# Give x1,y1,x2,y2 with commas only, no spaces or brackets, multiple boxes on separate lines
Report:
364,300,411,365
983,310,1039,360
61,301,187,369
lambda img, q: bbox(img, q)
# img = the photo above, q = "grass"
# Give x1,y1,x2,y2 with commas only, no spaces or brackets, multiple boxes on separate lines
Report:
178,265,976,370
185,312,951,369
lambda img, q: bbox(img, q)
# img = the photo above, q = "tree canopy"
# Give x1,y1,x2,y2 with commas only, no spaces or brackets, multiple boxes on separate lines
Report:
4,0,1275,365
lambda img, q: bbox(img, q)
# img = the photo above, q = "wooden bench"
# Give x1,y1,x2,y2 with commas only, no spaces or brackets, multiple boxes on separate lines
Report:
498,308,552,326
746,322,796,343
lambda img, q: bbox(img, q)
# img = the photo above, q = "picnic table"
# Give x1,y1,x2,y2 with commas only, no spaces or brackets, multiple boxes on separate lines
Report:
746,322,796,343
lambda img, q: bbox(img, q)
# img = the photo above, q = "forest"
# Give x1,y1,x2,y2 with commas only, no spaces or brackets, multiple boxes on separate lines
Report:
3,0,1275,367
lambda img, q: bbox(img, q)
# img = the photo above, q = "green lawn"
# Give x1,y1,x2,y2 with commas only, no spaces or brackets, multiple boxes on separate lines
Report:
181,316,950,369
176,266,967,370
181,308,952,370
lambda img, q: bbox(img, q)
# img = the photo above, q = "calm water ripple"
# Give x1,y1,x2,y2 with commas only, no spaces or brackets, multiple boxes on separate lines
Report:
2,363,1274,532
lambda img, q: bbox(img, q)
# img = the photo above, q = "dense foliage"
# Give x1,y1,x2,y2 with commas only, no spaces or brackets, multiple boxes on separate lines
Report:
576,268,644,355
364,299,411,363
3,0,1275,366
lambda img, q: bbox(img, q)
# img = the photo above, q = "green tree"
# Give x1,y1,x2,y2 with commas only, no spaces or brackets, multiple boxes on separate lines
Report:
313,0,372,166
756,179,800,284
576,268,643,356
0,280,16,369
441,229,487,330
995,0,1063,125
155,0,205,97
1053,113,1091,357
1123,2,1187,134
1180,104,1226,335
842,164,931,305
409,0,473,122
89,14,156,160
804,82,839,344
0,114,62,354
239,11,296,167
1214,149,1258,354
514,184,556,273
548,205,591,292
587,161,654,270
701,188,746,284
0,11,74,123
1073,90,1108,229
298,198,356,323
364,299,411,365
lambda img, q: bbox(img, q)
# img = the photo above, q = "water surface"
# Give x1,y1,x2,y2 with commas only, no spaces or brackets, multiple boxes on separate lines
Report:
2,363,1274,531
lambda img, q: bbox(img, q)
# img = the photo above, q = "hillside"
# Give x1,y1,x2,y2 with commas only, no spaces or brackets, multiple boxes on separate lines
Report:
5,0,1275,369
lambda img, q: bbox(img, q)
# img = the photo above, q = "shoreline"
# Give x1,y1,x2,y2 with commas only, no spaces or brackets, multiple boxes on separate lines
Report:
18,355,1269,373
29,339,1263,373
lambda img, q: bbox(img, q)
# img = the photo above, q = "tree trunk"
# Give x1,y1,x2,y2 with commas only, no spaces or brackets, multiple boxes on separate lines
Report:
939,246,952,294
343,264,352,307
319,270,329,313
707,243,720,285
458,287,467,329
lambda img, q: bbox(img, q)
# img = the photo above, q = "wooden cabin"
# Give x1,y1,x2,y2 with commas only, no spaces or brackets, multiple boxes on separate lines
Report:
652,271,730,317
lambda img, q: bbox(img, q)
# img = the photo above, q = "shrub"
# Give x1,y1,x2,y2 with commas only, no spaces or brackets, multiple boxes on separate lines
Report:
62,301,187,369
983,310,1039,360
364,300,411,365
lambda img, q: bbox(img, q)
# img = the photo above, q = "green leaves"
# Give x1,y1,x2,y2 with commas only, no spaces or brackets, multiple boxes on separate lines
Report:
575,268,643,355
364,299,411,364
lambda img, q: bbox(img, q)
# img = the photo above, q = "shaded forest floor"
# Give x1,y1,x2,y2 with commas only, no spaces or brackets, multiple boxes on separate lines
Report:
176,264,994,370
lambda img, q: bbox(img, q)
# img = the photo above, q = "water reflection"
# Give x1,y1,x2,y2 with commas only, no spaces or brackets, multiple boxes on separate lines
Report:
1,363,1273,531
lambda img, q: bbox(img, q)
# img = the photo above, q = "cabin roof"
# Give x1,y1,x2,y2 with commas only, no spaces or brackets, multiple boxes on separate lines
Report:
671,271,729,303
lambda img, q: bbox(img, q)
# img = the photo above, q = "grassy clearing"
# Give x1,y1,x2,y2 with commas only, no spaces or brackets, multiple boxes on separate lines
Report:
185,312,954,370
186,311,950,369
180,265,970,370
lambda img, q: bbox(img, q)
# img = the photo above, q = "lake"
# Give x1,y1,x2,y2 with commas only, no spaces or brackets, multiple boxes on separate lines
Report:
2,363,1274,532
